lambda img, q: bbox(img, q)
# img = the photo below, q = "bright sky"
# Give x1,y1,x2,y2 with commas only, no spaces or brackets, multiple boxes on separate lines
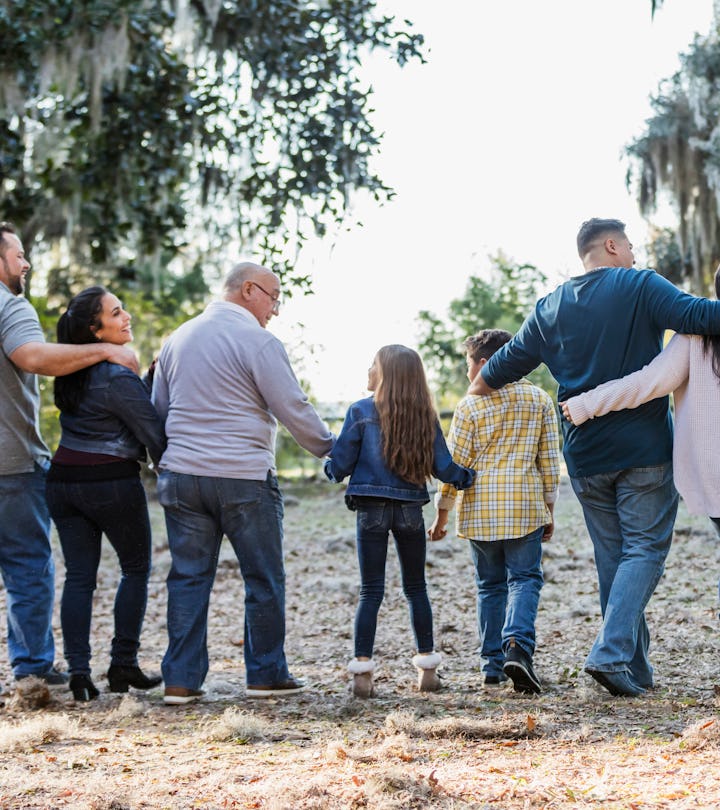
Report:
271,0,715,405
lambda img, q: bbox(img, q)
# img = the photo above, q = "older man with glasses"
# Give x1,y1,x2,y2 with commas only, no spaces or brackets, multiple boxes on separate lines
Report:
151,261,334,704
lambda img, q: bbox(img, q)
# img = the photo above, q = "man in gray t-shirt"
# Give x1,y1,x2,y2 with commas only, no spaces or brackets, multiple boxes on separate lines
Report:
0,222,137,685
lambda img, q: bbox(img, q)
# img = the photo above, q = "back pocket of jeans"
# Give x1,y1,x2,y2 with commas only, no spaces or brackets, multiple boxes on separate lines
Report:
156,472,178,509
358,503,387,531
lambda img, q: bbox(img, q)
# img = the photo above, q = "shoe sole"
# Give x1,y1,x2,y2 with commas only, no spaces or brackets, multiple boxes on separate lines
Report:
503,661,541,694
246,685,306,698
586,669,645,697
163,693,203,705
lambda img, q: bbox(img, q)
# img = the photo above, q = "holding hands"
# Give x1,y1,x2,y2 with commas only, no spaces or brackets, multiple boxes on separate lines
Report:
428,509,449,542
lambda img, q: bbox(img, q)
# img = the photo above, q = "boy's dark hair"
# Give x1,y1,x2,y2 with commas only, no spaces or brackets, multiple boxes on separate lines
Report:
464,329,512,362
576,218,626,257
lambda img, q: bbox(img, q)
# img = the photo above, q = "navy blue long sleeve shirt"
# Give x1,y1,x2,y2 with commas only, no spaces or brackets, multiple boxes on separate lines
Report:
481,267,720,477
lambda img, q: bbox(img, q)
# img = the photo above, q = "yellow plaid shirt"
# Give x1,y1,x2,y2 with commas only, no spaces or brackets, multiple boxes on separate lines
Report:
437,380,561,542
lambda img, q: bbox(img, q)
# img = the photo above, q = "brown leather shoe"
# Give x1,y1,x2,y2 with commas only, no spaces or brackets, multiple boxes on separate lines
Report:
246,676,306,698
163,686,204,705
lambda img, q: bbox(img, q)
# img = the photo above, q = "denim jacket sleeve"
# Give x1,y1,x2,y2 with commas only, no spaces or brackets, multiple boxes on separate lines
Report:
431,421,475,490
104,371,167,467
324,403,363,483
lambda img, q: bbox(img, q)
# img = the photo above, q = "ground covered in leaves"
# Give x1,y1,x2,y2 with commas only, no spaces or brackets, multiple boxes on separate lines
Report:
1,472,720,809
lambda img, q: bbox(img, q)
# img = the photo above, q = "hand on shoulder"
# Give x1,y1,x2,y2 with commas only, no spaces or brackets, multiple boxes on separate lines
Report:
105,344,139,375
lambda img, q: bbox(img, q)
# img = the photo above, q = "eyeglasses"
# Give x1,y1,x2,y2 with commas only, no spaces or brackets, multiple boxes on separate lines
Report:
250,281,282,313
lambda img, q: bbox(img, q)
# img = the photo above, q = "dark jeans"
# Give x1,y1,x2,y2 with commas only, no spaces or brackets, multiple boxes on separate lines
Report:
46,475,152,675
157,470,288,689
353,497,434,658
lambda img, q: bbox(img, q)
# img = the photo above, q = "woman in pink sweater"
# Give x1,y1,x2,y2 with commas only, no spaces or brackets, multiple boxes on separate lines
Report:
561,268,720,534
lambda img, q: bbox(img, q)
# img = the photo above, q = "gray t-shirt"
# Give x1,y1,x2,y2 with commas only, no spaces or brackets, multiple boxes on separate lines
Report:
0,282,50,474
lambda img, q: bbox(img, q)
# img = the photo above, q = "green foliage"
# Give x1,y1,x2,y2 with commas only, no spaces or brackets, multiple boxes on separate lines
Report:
626,28,720,295
0,0,425,293
416,254,555,404
645,226,690,286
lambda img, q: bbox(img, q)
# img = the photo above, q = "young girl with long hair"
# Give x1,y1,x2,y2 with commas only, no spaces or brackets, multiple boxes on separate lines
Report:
325,344,475,697
47,286,166,701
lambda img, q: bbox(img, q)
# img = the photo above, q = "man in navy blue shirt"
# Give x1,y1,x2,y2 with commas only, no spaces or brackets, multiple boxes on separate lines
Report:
470,217,720,696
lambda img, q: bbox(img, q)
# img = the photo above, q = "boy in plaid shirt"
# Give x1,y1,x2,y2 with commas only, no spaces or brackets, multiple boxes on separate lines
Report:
429,329,560,693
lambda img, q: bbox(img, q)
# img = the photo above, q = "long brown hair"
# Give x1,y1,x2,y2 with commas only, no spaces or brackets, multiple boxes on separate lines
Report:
373,344,437,486
702,266,720,381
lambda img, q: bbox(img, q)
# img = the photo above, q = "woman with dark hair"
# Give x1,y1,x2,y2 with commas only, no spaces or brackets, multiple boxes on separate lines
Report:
47,286,166,701
324,344,475,697
561,265,720,538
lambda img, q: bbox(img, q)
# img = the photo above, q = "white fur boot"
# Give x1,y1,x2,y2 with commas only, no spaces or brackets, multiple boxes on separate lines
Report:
412,652,442,692
348,658,375,698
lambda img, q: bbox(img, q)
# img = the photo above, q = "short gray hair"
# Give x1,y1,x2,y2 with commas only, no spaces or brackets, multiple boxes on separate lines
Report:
223,261,266,294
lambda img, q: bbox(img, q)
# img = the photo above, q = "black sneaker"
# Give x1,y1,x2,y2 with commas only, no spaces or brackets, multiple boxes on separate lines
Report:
483,674,509,688
16,666,69,686
585,668,646,697
503,639,541,694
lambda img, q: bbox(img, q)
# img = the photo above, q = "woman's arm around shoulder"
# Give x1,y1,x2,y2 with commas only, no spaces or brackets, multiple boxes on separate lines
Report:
561,333,691,426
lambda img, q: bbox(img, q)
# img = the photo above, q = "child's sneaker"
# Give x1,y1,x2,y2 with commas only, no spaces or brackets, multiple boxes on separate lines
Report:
483,674,509,688
502,639,541,694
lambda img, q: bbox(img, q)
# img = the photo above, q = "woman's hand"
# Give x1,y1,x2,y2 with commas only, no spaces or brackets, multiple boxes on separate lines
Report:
559,400,574,424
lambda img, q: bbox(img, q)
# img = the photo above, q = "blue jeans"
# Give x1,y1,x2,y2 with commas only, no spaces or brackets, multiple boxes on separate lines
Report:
158,470,288,689
469,527,544,678
46,474,152,675
353,497,433,658
0,462,56,677
571,462,677,686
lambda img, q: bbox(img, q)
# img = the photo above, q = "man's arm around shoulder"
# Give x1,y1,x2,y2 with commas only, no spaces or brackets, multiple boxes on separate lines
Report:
10,341,139,377
468,369,497,396
468,313,544,395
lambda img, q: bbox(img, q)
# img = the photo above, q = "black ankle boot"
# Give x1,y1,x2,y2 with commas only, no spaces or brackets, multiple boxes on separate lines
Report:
107,664,162,693
70,673,99,701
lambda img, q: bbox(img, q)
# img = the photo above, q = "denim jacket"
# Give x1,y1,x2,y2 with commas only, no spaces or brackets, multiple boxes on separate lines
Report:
58,361,166,466
324,396,475,503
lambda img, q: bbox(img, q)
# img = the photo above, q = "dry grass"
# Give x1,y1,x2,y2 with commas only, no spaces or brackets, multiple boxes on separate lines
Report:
0,713,80,752
1,475,720,808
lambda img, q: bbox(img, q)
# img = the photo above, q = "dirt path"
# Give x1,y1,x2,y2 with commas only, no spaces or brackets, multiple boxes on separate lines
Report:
1,474,720,809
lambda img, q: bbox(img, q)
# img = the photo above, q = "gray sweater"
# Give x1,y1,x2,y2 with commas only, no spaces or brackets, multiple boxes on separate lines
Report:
152,301,334,479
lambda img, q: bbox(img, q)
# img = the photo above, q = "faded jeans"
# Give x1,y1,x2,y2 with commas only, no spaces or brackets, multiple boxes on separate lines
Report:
0,462,55,677
571,462,677,687
469,526,544,678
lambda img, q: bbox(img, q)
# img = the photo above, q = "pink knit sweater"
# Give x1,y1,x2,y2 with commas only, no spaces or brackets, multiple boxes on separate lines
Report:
565,334,720,516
